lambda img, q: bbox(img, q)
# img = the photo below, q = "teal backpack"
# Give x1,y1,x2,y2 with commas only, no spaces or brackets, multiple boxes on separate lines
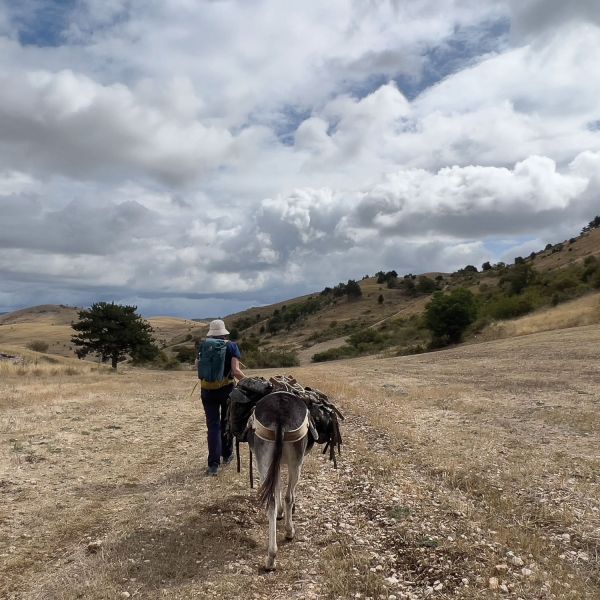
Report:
198,339,228,381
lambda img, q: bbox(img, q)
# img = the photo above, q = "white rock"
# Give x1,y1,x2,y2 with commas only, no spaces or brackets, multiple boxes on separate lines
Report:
120,593,131,599
510,556,525,567
521,568,533,577
500,584,509,593
489,577,499,590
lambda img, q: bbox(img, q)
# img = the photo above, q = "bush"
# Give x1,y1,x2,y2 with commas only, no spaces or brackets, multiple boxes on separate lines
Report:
425,288,477,347
416,276,437,294
312,346,358,362
500,263,536,295
244,348,299,368
486,296,533,320
174,345,196,364
348,329,384,348
27,341,49,353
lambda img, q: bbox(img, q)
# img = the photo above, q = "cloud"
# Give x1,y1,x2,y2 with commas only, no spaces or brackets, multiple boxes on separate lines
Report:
1,2,600,316
507,0,600,41
0,69,233,184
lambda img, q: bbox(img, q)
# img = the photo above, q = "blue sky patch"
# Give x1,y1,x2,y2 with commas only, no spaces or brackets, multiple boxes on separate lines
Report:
11,0,77,47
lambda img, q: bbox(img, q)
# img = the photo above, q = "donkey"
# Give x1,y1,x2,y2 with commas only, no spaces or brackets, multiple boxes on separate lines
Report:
247,391,314,570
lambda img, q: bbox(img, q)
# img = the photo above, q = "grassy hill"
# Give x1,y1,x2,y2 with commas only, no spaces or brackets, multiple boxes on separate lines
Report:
222,225,600,363
0,304,208,360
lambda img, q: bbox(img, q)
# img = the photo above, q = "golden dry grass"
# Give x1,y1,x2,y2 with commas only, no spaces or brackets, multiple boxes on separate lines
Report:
480,292,600,341
0,306,208,359
146,316,207,347
2,326,599,599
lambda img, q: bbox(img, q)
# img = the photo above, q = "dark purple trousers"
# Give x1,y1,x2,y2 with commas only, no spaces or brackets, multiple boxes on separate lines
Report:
201,384,233,468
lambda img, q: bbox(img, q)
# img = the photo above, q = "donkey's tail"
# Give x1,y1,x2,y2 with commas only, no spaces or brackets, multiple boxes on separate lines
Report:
257,416,283,509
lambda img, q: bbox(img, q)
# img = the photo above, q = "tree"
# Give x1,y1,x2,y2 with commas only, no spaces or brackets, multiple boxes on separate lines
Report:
71,302,159,370
425,288,477,347
481,261,492,272
345,279,362,299
500,263,536,295
377,294,384,304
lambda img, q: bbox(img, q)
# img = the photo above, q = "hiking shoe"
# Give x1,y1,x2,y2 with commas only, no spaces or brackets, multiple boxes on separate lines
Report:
205,465,218,477
222,454,234,466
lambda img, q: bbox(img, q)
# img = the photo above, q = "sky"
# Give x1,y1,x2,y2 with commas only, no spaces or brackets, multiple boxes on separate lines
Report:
1,0,599,317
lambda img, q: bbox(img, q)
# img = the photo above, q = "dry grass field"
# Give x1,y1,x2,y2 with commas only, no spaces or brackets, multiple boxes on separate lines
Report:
1,325,599,599
479,293,600,342
0,307,208,359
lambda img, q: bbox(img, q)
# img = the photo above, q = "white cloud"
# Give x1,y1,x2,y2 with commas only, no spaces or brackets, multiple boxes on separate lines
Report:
1,1,600,315
0,69,233,184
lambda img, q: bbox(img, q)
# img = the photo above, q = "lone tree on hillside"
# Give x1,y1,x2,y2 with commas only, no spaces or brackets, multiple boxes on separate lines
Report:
425,288,477,347
71,302,159,370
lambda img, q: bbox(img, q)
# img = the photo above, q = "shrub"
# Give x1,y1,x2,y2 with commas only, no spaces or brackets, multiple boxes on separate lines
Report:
244,348,299,368
500,263,536,295
312,346,358,362
486,296,533,320
348,329,384,348
174,346,196,364
425,288,477,347
27,341,49,353
416,276,437,294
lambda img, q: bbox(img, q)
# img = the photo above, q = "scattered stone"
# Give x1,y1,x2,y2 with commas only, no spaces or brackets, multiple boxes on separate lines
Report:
489,577,499,590
120,593,130,599
495,563,509,573
521,568,533,577
510,556,525,567
86,540,103,554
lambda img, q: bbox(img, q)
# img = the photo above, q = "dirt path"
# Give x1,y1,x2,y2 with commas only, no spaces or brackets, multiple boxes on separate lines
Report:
2,325,599,599
296,337,348,365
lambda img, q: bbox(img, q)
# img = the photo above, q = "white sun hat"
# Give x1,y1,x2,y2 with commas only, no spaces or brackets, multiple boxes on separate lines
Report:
207,319,230,337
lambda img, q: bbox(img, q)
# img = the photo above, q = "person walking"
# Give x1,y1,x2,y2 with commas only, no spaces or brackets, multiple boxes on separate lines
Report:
197,319,245,476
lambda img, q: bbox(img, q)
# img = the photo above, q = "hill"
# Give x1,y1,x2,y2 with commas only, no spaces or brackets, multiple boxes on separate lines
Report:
0,304,208,359
220,224,600,363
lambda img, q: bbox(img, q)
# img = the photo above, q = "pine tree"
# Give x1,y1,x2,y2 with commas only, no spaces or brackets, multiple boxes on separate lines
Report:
71,302,159,370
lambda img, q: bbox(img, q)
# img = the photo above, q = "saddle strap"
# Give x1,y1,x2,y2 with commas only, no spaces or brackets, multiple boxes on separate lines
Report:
253,412,309,443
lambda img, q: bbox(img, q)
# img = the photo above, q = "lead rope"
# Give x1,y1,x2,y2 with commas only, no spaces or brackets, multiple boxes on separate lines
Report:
236,438,241,473
249,446,254,488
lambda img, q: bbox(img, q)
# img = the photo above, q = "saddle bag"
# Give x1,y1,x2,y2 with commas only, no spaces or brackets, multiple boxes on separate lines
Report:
227,387,257,441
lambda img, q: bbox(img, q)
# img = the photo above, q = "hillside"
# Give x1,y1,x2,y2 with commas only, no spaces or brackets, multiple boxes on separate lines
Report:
221,225,600,363
0,304,208,359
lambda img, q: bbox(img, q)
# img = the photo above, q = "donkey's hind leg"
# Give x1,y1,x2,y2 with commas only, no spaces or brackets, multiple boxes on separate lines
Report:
255,439,279,570
284,439,305,540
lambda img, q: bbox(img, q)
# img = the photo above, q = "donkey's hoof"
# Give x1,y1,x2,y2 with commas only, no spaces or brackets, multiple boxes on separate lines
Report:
285,529,295,540
264,557,276,571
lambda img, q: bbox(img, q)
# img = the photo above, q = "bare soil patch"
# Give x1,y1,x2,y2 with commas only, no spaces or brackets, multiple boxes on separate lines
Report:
2,326,599,599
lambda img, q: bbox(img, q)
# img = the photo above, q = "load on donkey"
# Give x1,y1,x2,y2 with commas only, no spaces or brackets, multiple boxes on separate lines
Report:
228,374,344,474
227,374,344,569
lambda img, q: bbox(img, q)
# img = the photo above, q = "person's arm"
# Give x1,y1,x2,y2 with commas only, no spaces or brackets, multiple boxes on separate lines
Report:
230,357,245,380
